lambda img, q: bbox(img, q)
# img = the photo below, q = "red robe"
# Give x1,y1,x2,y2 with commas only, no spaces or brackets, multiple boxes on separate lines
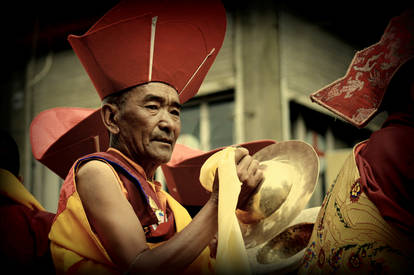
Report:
0,169,55,274
50,148,212,274
356,112,414,234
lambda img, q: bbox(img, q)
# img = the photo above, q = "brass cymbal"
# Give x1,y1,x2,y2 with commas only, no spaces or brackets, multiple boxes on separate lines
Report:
247,206,321,274
237,140,319,248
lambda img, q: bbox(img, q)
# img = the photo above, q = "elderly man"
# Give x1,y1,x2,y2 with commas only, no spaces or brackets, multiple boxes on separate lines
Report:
48,1,263,274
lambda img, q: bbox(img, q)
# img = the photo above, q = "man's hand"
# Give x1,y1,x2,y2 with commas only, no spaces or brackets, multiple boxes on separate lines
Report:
209,147,263,209
234,147,263,210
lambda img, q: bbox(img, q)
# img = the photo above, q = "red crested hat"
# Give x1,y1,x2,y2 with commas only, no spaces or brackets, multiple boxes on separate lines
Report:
68,0,226,103
310,10,414,128
161,140,276,206
30,107,109,179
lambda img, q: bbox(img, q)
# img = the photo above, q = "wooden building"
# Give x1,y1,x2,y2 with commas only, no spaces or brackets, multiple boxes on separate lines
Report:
0,1,408,212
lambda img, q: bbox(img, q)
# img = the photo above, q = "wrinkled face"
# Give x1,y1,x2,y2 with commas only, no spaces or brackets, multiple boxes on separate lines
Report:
117,82,181,167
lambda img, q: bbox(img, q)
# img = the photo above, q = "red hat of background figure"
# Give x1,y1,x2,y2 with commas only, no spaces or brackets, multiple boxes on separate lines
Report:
161,140,276,206
310,10,414,128
68,0,227,103
30,107,109,179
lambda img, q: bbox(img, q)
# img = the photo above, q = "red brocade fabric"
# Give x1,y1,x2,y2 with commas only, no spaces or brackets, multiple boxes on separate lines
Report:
310,10,414,128
356,112,414,235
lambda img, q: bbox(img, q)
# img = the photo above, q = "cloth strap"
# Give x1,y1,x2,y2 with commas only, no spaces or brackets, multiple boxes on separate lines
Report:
199,147,251,275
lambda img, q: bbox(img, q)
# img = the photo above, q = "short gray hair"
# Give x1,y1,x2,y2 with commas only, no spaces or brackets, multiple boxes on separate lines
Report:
102,88,132,109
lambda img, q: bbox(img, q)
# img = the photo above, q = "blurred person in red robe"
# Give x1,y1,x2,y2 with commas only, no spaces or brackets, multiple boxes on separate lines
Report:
299,10,414,274
0,129,55,274
356,57,414,235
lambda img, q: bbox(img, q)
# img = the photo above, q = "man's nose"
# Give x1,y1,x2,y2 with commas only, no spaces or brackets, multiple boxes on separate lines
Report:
158,110,174,132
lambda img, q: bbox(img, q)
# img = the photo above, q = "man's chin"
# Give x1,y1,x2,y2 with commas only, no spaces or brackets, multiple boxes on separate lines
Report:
151,150,173,164
147,142,175,164
159,154,172,164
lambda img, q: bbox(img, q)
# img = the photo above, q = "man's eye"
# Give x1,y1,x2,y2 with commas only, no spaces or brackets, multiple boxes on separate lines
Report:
146,105,159,110
170,109,180,116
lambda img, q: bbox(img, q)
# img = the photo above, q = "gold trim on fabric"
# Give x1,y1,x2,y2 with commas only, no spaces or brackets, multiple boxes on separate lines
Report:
298,142,414,274
179,48,215,96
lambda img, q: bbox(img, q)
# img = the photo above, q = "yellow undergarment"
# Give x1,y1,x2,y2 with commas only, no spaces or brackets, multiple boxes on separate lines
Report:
199,147,251,275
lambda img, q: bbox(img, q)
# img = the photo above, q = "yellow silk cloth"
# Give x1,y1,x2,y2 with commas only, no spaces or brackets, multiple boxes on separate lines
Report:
199,147,251,275
0,168,45,211
50,160,212,274
298,143,414,274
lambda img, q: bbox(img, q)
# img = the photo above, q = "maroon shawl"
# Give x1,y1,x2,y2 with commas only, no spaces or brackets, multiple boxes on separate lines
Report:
356,112,414,235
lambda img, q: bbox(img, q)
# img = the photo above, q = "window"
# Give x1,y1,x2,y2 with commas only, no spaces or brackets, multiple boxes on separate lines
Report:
178,90,235,150
156,90,235,198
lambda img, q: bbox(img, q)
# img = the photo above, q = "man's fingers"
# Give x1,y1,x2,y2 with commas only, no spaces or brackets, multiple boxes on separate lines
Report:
236,153,253,172
236,155,258,183
246,159,260,176
253,168,264,185
234,147,249,164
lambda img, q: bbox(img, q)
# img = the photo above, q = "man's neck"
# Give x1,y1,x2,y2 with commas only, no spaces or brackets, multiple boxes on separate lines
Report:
107,147,157,181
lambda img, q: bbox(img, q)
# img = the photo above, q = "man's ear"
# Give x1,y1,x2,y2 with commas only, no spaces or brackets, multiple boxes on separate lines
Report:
101,103,120,135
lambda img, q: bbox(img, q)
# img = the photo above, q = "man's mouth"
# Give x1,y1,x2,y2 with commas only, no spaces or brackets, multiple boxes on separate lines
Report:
152,137,173,145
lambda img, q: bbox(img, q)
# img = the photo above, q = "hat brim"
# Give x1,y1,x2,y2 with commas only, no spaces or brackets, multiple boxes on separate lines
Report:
240,140,319,248
30,107,109,179
161,140,276,206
